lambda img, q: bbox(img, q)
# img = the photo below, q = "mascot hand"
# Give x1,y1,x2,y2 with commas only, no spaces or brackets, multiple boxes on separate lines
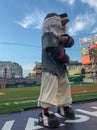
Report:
59,34,74,48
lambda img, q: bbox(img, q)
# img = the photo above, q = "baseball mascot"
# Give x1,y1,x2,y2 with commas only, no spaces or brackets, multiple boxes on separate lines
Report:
38,12,75,128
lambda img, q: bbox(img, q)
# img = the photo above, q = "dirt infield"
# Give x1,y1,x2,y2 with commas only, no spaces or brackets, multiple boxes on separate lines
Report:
71,87,97,94
1,86,97,94
0,92,5,95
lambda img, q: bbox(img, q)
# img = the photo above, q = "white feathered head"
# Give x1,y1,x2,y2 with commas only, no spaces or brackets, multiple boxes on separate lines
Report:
42,13,69,37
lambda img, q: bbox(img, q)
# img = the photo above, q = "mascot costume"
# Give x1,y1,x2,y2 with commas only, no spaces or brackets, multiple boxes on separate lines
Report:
38,12,75,128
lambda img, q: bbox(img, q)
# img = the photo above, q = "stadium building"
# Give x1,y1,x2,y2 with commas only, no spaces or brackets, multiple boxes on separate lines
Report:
80,34,97,83
0,61,23,78
80,34,97,65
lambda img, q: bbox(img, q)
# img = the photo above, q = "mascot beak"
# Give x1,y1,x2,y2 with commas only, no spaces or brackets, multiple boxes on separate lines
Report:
59,13,70,26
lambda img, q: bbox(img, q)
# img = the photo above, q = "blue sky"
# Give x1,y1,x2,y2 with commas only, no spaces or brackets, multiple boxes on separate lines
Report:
0,0,97,76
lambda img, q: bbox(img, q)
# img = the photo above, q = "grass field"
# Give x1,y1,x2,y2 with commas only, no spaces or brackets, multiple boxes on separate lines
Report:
0,83,97,114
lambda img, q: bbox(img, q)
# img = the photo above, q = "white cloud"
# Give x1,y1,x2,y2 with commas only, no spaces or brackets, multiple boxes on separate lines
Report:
68,13,96,35
92,27,97,33
16,9,46,29
81,0,97,12
22,64,35,70
59,0,75,5
22,64,35,77
16,15,35,28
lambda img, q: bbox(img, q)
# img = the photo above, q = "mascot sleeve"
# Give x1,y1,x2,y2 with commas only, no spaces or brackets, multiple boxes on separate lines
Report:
46,46,70,64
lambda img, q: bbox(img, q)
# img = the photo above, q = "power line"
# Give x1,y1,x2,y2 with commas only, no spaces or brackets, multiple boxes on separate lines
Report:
0,42,41,48
66,49,80,51
0,42,80,51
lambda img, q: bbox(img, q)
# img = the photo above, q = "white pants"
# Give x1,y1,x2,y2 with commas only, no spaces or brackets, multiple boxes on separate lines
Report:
38,72,72,108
